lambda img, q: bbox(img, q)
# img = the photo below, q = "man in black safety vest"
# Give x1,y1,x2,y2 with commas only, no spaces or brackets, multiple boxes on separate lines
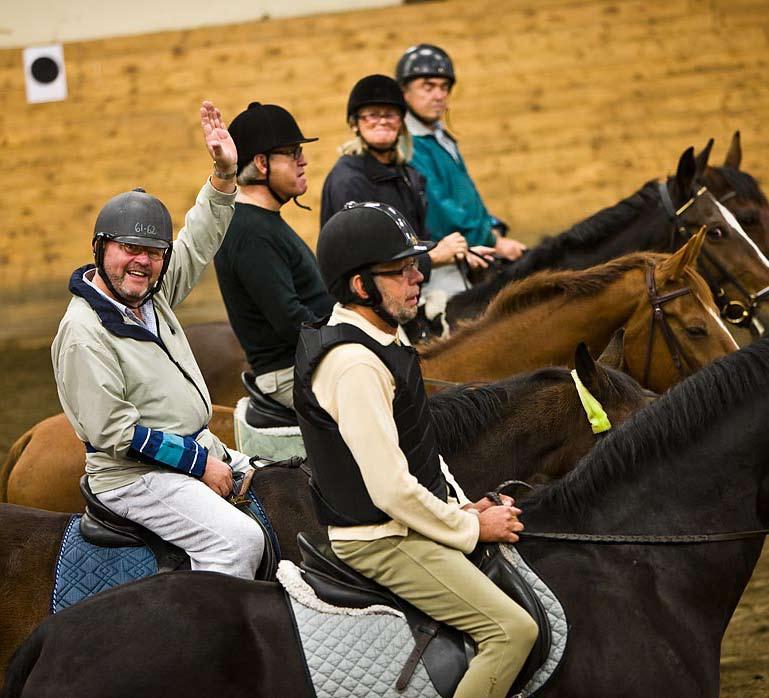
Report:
293,201,538,698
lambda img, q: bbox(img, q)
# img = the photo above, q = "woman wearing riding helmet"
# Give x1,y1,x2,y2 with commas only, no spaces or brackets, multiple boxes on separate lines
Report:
320,74,469,281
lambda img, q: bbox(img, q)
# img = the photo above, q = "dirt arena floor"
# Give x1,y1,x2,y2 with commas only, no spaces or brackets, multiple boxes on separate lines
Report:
1,334,768,693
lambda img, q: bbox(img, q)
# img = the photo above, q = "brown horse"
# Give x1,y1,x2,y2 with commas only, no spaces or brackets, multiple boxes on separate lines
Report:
421,233,738,394
0,407,236,513
174,233,735,407
0,345,651,679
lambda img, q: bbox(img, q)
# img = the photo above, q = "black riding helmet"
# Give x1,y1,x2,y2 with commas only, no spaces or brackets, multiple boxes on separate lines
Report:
395,44,455,87
318,201,435,325
228,101,318,208
346,74,407,121
92,188,173,308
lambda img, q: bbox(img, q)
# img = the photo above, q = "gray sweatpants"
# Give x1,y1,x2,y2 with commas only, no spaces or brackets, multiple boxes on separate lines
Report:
97,468,264,579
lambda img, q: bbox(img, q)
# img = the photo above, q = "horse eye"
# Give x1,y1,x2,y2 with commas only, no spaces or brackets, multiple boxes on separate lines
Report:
738,213,758,226
707,227,726,240
685,325,708,337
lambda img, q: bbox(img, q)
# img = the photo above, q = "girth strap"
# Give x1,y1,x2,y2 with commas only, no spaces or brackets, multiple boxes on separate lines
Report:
396,620,441,692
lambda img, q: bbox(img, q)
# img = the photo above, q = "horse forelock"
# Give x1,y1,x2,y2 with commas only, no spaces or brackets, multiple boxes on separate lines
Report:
713,166,769,207
531,338,769,517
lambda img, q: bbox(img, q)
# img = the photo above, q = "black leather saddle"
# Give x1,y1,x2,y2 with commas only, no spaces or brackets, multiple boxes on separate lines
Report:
241,372,298,428
78,475,278,580
297,533,551,697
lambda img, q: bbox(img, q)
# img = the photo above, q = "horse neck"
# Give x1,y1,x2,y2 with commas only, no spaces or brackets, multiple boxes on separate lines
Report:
522,384,769,633
421,273,642,383
443,377,595,499
527,382,769,554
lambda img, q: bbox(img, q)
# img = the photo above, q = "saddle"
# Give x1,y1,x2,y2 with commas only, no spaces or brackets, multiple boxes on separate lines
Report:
78,475,278,581
297,533,551,698
242,371,298,428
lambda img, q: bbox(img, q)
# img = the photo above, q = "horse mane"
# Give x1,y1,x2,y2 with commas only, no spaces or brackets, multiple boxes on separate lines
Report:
422,251,667,358
451,180,661,308
711,166,769,207
429,368,573,454
429,382,509,455
533,339,769,516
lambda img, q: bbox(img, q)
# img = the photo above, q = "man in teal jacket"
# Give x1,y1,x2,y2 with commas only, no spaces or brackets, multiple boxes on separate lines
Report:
396,44,527,296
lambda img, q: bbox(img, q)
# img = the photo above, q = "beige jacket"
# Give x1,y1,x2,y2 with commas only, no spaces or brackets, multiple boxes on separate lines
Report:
312,305,480,553
52,180,237,494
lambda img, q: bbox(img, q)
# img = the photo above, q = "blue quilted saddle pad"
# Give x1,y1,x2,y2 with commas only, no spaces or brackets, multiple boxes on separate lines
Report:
52,515,158,614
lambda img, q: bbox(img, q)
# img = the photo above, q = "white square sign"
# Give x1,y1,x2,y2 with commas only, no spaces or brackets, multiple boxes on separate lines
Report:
23,44,68,104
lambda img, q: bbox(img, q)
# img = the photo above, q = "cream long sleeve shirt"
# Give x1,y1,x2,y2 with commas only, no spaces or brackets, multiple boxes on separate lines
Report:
312,305,480,554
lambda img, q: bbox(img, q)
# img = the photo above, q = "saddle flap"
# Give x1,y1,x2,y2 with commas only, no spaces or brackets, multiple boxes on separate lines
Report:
78,475,187,573
242,372,299,428
297,533,468,698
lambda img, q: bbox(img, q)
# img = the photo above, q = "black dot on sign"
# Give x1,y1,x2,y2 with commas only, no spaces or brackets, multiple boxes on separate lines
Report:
30,56,59,84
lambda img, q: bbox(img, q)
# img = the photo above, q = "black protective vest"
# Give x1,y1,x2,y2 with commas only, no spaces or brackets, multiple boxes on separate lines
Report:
294,320,447,526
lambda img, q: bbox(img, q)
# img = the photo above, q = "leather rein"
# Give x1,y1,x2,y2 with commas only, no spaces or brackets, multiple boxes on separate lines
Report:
488,480,769,545
659,181,769,331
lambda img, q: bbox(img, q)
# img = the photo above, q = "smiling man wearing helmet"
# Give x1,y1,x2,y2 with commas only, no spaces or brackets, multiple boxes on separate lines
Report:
51,102,265,580
294,202,538,698
397,44,528,297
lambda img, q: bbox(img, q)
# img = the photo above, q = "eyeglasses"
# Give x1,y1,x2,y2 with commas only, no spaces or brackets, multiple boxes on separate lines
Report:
357,110,402,125
371,259,421,279
270,145,304,161
117,242,165,261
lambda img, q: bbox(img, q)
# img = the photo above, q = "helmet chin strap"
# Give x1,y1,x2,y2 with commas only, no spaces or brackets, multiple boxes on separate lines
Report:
359,269,400,329
255,158,311,210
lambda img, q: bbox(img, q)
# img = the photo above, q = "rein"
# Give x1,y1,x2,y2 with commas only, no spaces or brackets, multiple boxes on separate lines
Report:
659,180,769,331
487,481,769,545
641,260,696,386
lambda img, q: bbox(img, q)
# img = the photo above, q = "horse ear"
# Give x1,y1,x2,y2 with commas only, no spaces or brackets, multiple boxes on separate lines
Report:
694,139,714,178
597,328,626,371
675,146,697,196
658,227,705,281
725,131,742,170
574,342,598,391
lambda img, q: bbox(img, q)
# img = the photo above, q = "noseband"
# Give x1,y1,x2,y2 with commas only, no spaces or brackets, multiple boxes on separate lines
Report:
659,181,769,331
642,260,696,387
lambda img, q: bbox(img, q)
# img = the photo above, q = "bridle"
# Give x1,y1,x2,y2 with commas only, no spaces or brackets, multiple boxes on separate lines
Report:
659,181,769,330
641,260,697,387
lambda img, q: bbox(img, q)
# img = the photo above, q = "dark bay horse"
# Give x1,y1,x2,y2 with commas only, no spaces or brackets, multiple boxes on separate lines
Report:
0,348,650,680
421,236,738,394
698,132,769,256
446,146,769,335
6,337,769,697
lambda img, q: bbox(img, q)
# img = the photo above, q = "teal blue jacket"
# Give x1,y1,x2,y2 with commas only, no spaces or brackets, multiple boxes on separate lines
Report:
409,129,496,247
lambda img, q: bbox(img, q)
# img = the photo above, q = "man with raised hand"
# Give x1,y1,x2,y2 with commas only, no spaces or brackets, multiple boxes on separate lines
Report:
51,102,264,579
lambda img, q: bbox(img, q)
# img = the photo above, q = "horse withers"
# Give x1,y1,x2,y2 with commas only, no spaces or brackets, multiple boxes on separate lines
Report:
6,336,769,697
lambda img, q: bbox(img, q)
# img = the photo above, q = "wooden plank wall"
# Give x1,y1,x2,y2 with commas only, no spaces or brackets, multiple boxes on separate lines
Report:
0,0,767,340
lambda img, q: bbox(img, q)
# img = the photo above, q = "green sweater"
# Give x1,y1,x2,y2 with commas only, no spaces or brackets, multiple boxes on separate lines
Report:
214,203,333,375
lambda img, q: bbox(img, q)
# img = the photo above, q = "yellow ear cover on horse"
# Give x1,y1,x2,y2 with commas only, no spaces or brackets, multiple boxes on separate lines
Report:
570,369,612,434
